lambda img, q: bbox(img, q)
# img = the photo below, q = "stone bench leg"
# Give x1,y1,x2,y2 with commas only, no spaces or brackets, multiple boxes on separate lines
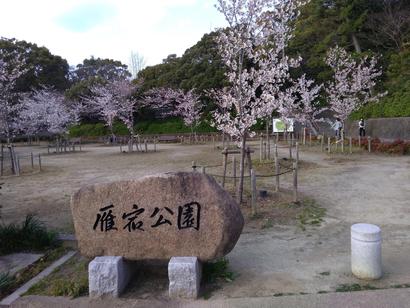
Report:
168,257,202,299
89,256,132,298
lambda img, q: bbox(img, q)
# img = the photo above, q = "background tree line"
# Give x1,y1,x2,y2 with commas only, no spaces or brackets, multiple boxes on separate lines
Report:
1,0,409,139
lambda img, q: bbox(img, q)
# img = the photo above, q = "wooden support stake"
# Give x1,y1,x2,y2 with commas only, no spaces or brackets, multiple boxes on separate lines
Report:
368,137,371,153
144,139,148,152
321,135,324,152
328,137,331,154
341,130,344,153
31,152,34,169
293,162,298,203
38,154,42,171
192,160,197,172
222,149,228,188
154,138,157,152
349,136,352,154
251,169,257,215
9,146,15,175
303,128,306,145
296,142,299,165
309,132,312,147
259,136,263,162
274,146,280,192
246,146,253,175
16,155,20,176
263,141,267,160
289,140,292,160
0,145,3,176
232,155,237,189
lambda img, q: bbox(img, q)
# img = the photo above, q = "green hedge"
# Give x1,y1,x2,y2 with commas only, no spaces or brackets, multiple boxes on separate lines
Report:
69,118,217,137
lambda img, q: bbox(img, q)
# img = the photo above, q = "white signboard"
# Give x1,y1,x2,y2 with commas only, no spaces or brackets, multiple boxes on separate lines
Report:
272,118,294,133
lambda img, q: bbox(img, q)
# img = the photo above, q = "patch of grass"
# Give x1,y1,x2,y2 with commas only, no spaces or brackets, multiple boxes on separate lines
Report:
335,283,378,292
201,258,234,300
0,214,59,255
26,255,89,298
391,283,410,289
250,212,264,220
297,199,326,231
261,218,274,229
0,247,68,300
0,272,15,296
273,292,295,297
203,258,234,283
319,271,330,276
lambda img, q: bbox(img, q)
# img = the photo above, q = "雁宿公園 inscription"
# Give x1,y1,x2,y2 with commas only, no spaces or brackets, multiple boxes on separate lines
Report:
93,202,201,232
71,172,244,261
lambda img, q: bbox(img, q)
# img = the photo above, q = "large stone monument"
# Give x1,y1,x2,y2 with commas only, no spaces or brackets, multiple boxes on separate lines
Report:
71,172,244,298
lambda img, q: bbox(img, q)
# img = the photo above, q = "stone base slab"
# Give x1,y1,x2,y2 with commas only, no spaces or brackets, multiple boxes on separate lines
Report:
168,257,202,299
89,256,133,298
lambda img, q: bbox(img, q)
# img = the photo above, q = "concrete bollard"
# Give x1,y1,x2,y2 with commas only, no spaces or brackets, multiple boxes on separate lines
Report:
89,256,133,298
169,257,201,299
351,223,382,280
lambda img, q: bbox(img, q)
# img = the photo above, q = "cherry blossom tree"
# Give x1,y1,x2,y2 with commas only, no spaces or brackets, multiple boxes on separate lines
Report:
144,88,203,137
19,86,79,137
114,79,139,137
174,89,203,136
275,74,324,134
85,82,120,142
325,46,385,124
85,80,142,146
212,0,306,202
0,50,27,143
143,87,179,118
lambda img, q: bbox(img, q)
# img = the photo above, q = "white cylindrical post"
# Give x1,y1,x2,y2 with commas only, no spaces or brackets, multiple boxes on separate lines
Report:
351,223,382,280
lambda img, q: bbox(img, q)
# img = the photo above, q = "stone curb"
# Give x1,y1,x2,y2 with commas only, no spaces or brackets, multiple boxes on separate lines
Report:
0,251,77,306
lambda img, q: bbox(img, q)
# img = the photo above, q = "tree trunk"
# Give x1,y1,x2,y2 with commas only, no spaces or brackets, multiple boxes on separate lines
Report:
237,134,247,204
352,33,362,53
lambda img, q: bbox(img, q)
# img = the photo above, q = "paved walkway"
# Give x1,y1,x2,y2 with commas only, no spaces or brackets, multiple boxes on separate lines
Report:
10,288,410,308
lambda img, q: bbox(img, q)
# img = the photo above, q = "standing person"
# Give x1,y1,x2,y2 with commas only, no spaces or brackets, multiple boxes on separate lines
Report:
359,118,366,136
332,118,343,139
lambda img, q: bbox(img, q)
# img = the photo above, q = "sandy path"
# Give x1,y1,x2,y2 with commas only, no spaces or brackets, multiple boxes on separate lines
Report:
1,142,410,297
218,148,410,297
0,143,221,232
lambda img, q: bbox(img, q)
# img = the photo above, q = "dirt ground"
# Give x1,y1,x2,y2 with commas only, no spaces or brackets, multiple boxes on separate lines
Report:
1,141,410,298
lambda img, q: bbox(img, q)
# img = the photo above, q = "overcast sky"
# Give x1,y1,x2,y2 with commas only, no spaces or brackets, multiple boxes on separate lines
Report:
0,0,227,68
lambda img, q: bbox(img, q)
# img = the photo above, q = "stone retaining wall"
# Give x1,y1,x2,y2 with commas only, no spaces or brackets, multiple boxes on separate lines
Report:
344,117,410,141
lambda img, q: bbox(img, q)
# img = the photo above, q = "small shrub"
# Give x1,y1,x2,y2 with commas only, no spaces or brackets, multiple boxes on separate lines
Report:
0,214,58,255
297,199,326,230
352,138,410,155
336,283,378,292
203,258,234,283
0,272,15,295
49,277,88,298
